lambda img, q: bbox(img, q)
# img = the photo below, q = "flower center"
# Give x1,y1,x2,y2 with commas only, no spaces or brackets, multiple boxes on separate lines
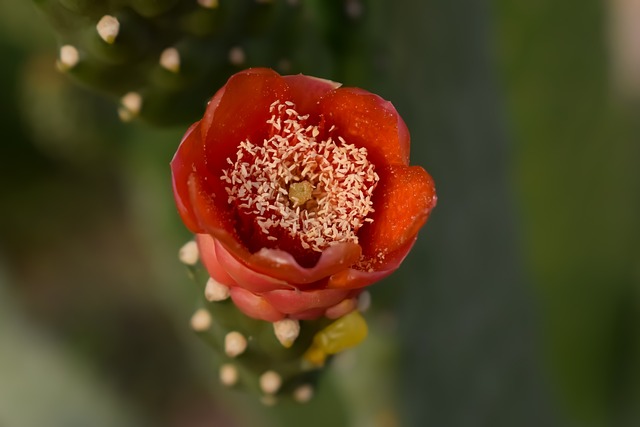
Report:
220,100,379,253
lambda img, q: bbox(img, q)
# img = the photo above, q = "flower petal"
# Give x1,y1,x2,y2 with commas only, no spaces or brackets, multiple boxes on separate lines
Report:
282,74,341,116
318,87,410,166
195,234,236,287
203,67,290,172
262,288,350,315
325,298,357,319
170,121,203,233
229,287,284,322
290,308,327,320
212,238,293,293
359,165,437,260
327,236,417,289
200,85,226,142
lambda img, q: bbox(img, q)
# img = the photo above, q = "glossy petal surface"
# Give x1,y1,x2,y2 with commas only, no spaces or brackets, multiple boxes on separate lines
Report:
318,88,411,166
359,165,437,259
171,68,437,321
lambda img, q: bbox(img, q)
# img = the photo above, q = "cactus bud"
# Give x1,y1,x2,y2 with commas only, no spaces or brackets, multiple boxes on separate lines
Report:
96,15,120,44
224,331,248,358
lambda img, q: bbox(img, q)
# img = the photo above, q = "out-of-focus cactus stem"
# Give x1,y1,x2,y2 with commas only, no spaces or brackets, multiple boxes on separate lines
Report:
32,0,359,126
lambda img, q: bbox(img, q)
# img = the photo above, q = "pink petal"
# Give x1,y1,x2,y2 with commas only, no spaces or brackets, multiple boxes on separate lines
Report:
290,308,327,320
195,234,236,286
325,298,357,319
229,287,284,322
262,288,349,315
213,238,293,293
205,226,362,286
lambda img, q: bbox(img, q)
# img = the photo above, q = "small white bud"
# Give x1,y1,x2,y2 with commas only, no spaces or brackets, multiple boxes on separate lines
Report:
273,318,300,348
259,370,282,395
159,47,180,73
118,92,142,122
57,45,79,71
96,15,120,44
197,0,219,8
190,308,212,332
224,331,247,358
293,384,314,403
204,277,230,302
219,363,238,386
357,291,371,313
228,46,246,66
178,240,199,266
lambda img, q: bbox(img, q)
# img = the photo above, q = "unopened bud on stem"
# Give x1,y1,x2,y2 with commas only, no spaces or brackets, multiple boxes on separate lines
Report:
205,277,230,301
273,318,300,348
224,331,247,358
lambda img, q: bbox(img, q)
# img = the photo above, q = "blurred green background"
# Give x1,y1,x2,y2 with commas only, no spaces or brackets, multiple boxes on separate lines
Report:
1,1,639,426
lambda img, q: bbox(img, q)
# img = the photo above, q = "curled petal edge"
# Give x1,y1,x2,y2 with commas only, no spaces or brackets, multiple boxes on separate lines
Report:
229,287,284,322
326,236,417,289
261,288,350,315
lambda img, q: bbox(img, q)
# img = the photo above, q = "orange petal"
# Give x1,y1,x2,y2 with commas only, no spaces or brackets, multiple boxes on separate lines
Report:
318,87,410,166
282,74,341,116
203,68,290,174
359,165,437,259
326,236,417,289
188,69,293,231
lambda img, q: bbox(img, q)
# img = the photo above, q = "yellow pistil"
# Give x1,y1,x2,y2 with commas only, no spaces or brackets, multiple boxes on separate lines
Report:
288,180,314,207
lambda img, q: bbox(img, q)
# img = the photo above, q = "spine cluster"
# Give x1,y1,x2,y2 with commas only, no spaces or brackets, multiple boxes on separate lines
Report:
34,0,366,126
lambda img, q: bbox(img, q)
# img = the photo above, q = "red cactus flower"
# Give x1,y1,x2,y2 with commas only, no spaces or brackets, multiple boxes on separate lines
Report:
171,68,436,322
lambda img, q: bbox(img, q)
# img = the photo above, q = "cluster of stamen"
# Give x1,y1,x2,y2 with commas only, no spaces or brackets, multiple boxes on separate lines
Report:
220,100,379,252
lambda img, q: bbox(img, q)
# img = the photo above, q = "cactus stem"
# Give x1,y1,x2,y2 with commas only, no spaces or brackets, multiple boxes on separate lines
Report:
357,291,371,312
57,45,79,71
219,363,239,386
345,0,364,19
260,395,278,406
273,318,300,348
178,240,199,265
96,15,120,44
160,47,181,73
228,46,246,66
224,331,248,358
259,370,282,395
197,0,219,8
190,308,213,331
293,384,314,403
205,277,230,302
277,58,292,73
